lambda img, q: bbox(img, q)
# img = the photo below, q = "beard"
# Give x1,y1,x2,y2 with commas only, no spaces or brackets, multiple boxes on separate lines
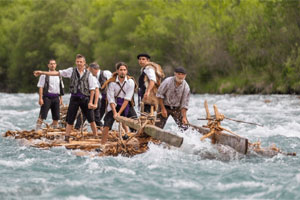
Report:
175,76,184,83
119,74,125,78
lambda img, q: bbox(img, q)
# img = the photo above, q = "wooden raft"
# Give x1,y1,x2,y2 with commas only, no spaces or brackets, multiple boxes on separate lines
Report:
2,106,183,157
188,101,296,157
3,127,162,157
2,102,296,158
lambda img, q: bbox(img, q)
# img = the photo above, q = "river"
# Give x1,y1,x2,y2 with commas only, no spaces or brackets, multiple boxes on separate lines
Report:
0,93,299,199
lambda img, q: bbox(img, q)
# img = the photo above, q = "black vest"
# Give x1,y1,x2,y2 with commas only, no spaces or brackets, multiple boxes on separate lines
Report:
99,70,108,95
69,68,90,96
138,69,146,98
43,75,64,96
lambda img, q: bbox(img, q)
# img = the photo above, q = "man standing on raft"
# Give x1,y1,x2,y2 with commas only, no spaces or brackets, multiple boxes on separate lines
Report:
34,54,99,142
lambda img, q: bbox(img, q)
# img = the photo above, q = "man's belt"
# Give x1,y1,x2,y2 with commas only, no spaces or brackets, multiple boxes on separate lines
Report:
164,105,179,110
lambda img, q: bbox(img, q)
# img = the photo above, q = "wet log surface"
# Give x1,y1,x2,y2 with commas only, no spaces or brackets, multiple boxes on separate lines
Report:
3,127,160,157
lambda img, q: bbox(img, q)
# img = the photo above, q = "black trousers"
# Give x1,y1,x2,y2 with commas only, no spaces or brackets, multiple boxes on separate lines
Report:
39,96,60,120
104,105,137,130
144,104,151,113
99,97,107,123
155,106,188,131
66,96,95,125
74,98,102,129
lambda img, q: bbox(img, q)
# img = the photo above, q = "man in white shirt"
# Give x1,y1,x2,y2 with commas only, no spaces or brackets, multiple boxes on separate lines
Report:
34,54,99,142
100,62,137,145
35,59,64,130
137,53,165,112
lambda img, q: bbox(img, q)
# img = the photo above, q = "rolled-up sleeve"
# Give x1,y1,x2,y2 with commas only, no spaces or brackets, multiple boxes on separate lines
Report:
59,67,73,78
107,83,116,105
88,74,96,90
156,78,169,99
124,79,134,101
104,70,112,79
180,83,190,110
37,75,46,88
144,66,156,83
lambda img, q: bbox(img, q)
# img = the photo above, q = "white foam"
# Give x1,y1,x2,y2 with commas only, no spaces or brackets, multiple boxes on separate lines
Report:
296,173,300,183
216,181,268,191
66,195,92,200
172,179,203,190
0,158,34,168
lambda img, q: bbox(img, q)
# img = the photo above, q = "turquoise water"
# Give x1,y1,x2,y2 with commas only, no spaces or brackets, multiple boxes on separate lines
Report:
1,93,300,199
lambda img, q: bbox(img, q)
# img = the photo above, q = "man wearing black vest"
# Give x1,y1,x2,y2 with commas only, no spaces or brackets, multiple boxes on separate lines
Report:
34,54,99,142
137,53,156,113
74,62,112,129
137,53,165,113
35,59,64,130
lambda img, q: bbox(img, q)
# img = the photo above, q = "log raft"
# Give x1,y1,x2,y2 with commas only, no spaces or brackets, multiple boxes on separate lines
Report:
2,102,296,157
115,116,183,148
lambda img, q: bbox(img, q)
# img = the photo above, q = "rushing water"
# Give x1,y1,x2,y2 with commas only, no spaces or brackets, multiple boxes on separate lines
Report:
0,93,300,199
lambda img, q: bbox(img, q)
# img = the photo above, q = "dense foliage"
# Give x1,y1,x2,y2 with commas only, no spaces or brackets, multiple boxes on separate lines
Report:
1,0,300,94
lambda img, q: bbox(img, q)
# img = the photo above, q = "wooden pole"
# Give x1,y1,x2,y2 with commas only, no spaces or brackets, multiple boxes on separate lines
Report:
116,116,183,147
188,123,248,154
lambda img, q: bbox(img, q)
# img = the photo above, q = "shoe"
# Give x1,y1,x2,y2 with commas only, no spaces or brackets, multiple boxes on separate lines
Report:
95,148,103,153
122,134,129,140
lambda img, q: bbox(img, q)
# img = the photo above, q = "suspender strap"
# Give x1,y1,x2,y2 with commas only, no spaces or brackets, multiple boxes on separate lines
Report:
115,82,126,98
179,82,186,108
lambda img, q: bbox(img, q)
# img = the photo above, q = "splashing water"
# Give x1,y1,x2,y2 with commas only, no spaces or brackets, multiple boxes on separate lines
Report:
0,93,299,199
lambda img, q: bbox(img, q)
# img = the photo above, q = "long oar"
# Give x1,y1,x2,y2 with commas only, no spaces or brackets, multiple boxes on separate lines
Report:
197,117,263,127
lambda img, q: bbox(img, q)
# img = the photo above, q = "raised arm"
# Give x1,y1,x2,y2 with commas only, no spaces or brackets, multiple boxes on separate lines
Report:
34,70,60,77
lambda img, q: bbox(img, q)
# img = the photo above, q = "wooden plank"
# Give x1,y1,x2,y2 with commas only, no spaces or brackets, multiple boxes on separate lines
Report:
116,116,183,147
188,123,248,154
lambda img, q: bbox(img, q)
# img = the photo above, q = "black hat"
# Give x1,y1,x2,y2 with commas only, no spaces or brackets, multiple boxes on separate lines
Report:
89,62,100,69
137,53,151,59
174,67,186,74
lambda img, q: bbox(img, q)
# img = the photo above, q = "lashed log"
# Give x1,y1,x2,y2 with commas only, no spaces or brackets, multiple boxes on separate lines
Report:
115,116,183,147
188,123,248,154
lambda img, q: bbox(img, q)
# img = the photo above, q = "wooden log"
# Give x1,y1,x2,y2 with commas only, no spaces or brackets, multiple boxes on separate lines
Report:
188,123,248,154
116,116,183,147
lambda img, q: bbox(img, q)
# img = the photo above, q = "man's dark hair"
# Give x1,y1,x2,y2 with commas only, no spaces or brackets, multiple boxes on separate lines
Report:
76,54,85,61
89,62,100,69
137,53,151,59
48,59,56,64
115,62,128,70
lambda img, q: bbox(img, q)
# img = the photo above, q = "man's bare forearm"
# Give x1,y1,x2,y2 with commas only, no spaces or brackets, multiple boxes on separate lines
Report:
158,98,165,110
94,88,99,106
39,87,43,100
146,80,155,94
89,90,95,104
41,71,60,76
118,100,129,114
181,108,187,119
110,103,117,115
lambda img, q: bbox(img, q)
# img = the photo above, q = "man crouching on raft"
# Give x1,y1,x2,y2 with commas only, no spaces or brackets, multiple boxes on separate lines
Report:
100,62,137,145
34,54,99,142
155,67,190,130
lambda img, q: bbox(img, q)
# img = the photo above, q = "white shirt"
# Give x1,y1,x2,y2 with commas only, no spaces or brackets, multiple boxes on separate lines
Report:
37,74,63,94
143,66,156,83
59,67,97,90
106,76,135,112
96,70,112,88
